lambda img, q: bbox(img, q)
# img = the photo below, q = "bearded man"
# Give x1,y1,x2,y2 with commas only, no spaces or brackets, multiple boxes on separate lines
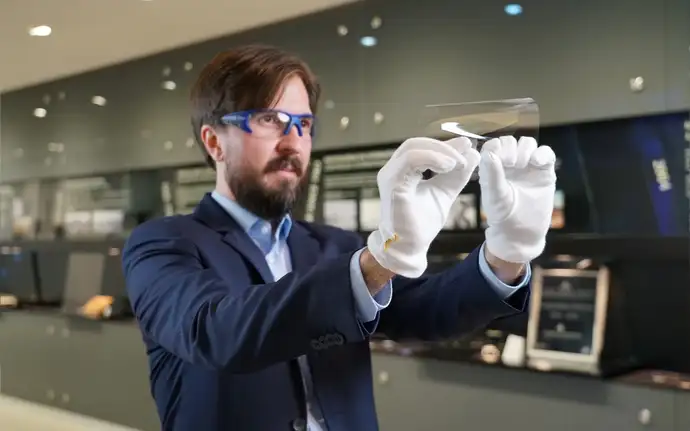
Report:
122,44,556,431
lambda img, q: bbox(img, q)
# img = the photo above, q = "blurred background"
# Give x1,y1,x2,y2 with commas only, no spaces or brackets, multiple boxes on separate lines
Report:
0,0,688,429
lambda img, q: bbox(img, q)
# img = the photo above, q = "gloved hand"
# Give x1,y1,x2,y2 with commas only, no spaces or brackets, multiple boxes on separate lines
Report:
479,136,557,263
368,137,480,278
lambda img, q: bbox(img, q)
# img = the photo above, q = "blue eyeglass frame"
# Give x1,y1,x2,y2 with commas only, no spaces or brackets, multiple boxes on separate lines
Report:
220,109,316,137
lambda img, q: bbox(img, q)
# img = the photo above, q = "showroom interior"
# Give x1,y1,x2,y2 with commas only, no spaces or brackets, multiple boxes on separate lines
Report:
0,0,689,429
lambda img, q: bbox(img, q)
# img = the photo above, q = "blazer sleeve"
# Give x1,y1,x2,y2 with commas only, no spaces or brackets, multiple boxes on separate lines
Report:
377,246,530,342
122,219,365,373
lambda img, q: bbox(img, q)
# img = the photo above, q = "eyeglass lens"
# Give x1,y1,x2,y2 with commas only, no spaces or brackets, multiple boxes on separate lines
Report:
248,111,314,138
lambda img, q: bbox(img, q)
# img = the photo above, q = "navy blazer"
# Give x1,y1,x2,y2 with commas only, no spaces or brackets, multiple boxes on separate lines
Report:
122,193,529,431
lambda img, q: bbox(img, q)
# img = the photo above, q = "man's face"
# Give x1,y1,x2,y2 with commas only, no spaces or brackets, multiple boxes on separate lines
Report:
204,75,313,220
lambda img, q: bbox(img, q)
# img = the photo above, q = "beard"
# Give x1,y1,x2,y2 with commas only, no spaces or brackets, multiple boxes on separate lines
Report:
226,154,306,221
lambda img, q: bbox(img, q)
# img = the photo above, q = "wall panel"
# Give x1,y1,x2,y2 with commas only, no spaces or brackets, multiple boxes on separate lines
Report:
1,0,687,180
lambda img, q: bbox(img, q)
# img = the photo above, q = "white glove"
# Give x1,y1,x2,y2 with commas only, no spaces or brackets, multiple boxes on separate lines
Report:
368,137,480,278
479,136,557,263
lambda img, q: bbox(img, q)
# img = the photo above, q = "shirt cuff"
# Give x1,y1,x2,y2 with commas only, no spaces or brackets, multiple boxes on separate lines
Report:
478,242,531,299
349,248,393,323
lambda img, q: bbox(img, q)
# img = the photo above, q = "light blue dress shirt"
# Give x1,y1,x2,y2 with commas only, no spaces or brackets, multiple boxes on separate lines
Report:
211,191,530,431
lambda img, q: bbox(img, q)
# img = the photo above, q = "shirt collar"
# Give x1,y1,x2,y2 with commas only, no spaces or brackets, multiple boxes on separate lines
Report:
210,190,292,245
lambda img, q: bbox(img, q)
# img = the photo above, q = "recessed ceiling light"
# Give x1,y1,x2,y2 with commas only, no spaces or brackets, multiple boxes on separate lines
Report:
504,4,523,15
370,16,382,29
91,96,107,106
33,108,47,118
360,36,378,47
28,25,52,37
161,80,177,91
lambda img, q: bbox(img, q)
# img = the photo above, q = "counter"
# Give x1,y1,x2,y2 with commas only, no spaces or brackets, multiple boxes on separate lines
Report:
2,309,690,431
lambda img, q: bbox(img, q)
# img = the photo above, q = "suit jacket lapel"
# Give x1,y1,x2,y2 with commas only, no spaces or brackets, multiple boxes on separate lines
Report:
192,194,274,283
221,229,275,283
286,222,321,273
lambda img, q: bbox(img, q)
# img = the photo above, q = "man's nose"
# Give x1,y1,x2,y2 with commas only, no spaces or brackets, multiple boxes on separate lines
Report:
277,125,303,149
284,122,305,138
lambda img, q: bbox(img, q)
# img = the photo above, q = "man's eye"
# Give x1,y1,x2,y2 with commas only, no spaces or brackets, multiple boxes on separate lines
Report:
259,114,280,124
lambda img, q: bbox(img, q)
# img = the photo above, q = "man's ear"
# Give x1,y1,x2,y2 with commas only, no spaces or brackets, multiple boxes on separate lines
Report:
200,125,225,163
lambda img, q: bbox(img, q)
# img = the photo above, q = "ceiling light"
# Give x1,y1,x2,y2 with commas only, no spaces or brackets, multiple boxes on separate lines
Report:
337,25,348,36
370,16,382,29
504,4,523,15
360,36,378,47
161,80,177,90
33,108,47,118
91,96,107,106
28,25,52,37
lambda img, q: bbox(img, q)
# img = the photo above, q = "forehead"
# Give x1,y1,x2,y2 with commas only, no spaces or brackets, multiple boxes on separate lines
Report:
270,75,311,114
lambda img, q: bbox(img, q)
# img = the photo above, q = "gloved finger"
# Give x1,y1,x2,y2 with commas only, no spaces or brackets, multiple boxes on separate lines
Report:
463,147,481,170
428,148,480,195
498,136,518,167
442,136,474,155
481,138,502,154
515,136,538,169
379,148,457,186
482,136,519,167
529,145,556,168
478,151,512,201
394,137,465,166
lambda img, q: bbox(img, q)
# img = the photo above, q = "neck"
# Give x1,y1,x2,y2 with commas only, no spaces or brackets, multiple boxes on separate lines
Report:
271,218,283,231
215,177,235,202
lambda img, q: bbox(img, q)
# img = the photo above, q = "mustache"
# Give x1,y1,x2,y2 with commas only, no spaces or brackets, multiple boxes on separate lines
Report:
264,155,304,176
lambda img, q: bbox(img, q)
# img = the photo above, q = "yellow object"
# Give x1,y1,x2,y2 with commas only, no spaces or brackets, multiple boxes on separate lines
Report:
79,295,114,319
383,233,399,250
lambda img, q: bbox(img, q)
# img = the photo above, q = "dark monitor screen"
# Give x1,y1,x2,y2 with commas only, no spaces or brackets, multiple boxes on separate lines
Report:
546,112,688,236
0,254,9,294
0,248,39,303
101,249,126,298
35,249,69,304
61,252,105,314
539,125,596,233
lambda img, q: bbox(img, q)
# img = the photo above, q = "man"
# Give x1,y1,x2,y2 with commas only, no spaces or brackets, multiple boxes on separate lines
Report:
122,45,556,431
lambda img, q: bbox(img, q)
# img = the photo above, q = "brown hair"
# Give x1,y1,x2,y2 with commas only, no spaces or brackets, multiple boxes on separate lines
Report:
190,45,321,167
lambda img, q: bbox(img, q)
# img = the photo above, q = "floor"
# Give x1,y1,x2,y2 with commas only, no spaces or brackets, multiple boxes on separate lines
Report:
0,394,142,431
